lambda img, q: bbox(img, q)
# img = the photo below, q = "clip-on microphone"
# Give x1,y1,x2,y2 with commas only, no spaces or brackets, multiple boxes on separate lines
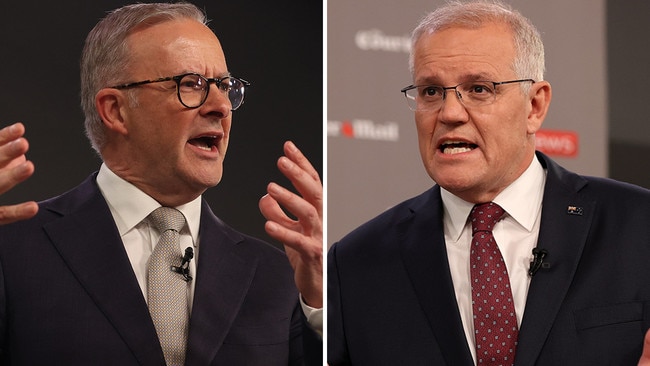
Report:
171,247,194,282
529,248,548,277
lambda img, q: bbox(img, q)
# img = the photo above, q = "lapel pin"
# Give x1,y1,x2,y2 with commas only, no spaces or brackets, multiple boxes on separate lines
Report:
566,206,584,216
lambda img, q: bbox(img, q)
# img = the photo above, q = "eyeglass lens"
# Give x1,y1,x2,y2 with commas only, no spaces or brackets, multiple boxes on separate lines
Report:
404,81,499,111
178,74,246,110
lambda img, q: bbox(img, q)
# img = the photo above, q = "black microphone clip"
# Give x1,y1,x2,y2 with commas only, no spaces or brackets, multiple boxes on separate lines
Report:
171,246,194,282
528,248,548,277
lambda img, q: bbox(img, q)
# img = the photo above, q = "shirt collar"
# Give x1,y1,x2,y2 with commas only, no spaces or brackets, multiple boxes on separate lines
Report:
441,155,546,241
96,163,202,244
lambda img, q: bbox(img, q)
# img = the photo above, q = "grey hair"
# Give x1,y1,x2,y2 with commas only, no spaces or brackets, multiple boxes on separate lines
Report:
409,0,545,86
80,2,208,155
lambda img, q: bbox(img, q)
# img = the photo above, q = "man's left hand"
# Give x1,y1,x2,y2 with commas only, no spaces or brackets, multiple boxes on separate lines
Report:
259,141,323,308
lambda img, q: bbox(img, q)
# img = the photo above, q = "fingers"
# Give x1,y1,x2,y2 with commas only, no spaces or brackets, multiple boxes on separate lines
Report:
0,123,39,224
0,157,30,209
0,123,30,169
259,192,323,308
260,141,323,308
265,182,320,232
277,141,323,217
0,160,34,196
259,193,301,236
0,123,35,195
282,140,320,183
260,141,323,245
259,188,321,247
0,135,34,197
0,201,38,225
0,123,27,145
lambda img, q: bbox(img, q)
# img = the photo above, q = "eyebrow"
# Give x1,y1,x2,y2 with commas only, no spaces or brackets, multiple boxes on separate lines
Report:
177,70,232,78
415,72,495,85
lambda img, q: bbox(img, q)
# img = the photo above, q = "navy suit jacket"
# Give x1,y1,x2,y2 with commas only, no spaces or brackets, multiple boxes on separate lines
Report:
328,152,650,365
0,173,320,365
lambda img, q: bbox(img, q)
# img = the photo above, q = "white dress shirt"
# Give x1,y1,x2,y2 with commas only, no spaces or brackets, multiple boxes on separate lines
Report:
96,163,322,332
96,163,201,310
441,156,546,364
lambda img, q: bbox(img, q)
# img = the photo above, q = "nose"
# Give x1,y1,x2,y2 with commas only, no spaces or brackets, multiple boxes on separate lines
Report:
442,86,464,104
438,87,469,124
200,82,231,118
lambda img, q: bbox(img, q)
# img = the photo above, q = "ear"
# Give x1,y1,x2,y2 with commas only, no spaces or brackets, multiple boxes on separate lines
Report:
95,88,130,135
526,81,552,134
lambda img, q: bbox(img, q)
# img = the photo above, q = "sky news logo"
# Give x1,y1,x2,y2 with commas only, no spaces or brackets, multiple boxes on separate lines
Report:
535,129,579,157
328,119,400,142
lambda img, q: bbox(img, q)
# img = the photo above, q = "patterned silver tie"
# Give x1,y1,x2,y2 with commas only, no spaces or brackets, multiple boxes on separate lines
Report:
147,207,189,366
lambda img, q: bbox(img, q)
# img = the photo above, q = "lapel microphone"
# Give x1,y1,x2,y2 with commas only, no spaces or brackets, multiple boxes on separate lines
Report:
171,247,194,282
529,248,548,277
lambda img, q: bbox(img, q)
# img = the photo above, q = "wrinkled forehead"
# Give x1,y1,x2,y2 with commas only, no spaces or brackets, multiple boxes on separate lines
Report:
126,19,228,75
412,23,517,83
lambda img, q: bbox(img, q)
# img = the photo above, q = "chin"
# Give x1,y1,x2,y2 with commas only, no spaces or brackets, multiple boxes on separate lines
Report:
203,175,223,188
188,170,223,191
431,170,476,193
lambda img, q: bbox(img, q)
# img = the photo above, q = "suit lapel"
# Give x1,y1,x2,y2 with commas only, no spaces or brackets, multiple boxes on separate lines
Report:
515,153,596,366
399,187,474,366
43,175,165,365
185,201,259,365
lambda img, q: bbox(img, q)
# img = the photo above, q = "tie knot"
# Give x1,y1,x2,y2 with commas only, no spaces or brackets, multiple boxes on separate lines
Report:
149,207,186,233
470,202,505,234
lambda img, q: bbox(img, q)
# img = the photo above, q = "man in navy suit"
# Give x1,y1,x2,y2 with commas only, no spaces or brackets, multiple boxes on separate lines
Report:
328,1,650,365
0,3,322,365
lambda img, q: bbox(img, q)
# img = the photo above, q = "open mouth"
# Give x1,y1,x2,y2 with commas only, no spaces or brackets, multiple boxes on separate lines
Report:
188,135,220,152
439,141,478,155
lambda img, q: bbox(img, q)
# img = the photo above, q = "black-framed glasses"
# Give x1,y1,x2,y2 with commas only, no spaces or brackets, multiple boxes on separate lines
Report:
400,79,535,111
110,73,251,110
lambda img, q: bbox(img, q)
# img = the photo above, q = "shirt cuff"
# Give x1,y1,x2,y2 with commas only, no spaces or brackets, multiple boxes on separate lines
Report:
300,295,323,336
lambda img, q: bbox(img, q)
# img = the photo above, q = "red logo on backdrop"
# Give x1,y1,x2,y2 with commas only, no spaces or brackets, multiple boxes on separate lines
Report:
341,121,355,137
536,129,579,157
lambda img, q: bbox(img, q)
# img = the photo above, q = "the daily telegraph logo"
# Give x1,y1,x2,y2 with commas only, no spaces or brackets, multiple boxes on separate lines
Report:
355,29,410,53
328,119,400,142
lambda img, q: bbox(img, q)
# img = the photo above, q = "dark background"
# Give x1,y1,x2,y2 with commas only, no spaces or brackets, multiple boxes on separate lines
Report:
607,1,650,189
0,1,322,245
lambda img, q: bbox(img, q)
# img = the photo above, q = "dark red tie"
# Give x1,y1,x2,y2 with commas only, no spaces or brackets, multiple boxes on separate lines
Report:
470,202,518,365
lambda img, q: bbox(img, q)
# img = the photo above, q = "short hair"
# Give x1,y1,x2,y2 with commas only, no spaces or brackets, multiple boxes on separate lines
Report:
409,0,545,85
80,2,207,154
